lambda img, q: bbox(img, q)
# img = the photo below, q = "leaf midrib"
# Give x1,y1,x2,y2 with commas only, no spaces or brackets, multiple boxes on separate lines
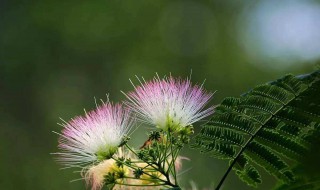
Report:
214,78,316,190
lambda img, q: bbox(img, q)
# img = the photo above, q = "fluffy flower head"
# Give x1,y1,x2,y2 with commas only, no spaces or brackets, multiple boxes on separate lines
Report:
84,159,117,190
84,149,130,190
54,102,132,168
124,75,214,131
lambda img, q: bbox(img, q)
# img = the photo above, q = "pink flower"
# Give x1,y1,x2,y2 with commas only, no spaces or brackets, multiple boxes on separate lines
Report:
53,102,132,168
123,76,214,131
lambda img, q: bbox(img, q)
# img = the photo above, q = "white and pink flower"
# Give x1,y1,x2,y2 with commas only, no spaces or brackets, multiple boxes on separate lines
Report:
53,102,132,168
123,76,214,131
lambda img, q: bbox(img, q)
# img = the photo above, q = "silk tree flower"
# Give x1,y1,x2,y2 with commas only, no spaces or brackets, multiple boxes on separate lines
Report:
53,102,132,168
84,148,130,190
84,159,118,190
123,76,214,131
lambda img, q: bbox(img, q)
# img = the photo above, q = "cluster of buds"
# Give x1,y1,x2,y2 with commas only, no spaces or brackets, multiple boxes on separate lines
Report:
53,75,214,190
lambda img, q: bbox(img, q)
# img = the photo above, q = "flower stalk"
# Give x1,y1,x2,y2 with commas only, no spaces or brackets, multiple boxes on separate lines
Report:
103,128,189,189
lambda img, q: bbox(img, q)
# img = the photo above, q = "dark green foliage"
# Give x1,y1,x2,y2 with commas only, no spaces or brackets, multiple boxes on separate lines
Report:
273,122,320,190
236,165,261,188
133,168,144,179
115,157,125,168
105,172,117,184
274,165,320,190
275,179,320,190
149,131,161,141
193,70,320,188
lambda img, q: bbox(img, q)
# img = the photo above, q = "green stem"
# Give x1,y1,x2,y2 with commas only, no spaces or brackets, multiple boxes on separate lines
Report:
166,146,177,176
125,143,160,172
172,147,180,185
122,176,161,181
112,157,167,184
125,143,139,157
114,182,166,187
162,132,170,169
113,130,182,190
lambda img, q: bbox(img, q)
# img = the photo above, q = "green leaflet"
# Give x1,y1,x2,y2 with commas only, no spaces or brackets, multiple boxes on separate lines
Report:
192,139,237,160
197,126,246,146
246,141,294,183
236,165,262,188
255,128,307,159
192,70,320,189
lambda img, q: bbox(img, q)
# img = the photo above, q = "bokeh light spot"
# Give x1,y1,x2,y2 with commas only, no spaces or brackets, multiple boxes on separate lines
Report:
238,0,320,70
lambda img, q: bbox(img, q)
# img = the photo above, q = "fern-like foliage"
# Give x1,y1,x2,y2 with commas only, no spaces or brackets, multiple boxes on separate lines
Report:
192,70,320,189
274,170,320,190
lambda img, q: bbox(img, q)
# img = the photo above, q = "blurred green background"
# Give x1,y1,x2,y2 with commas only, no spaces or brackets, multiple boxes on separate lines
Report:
1,0,319,189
